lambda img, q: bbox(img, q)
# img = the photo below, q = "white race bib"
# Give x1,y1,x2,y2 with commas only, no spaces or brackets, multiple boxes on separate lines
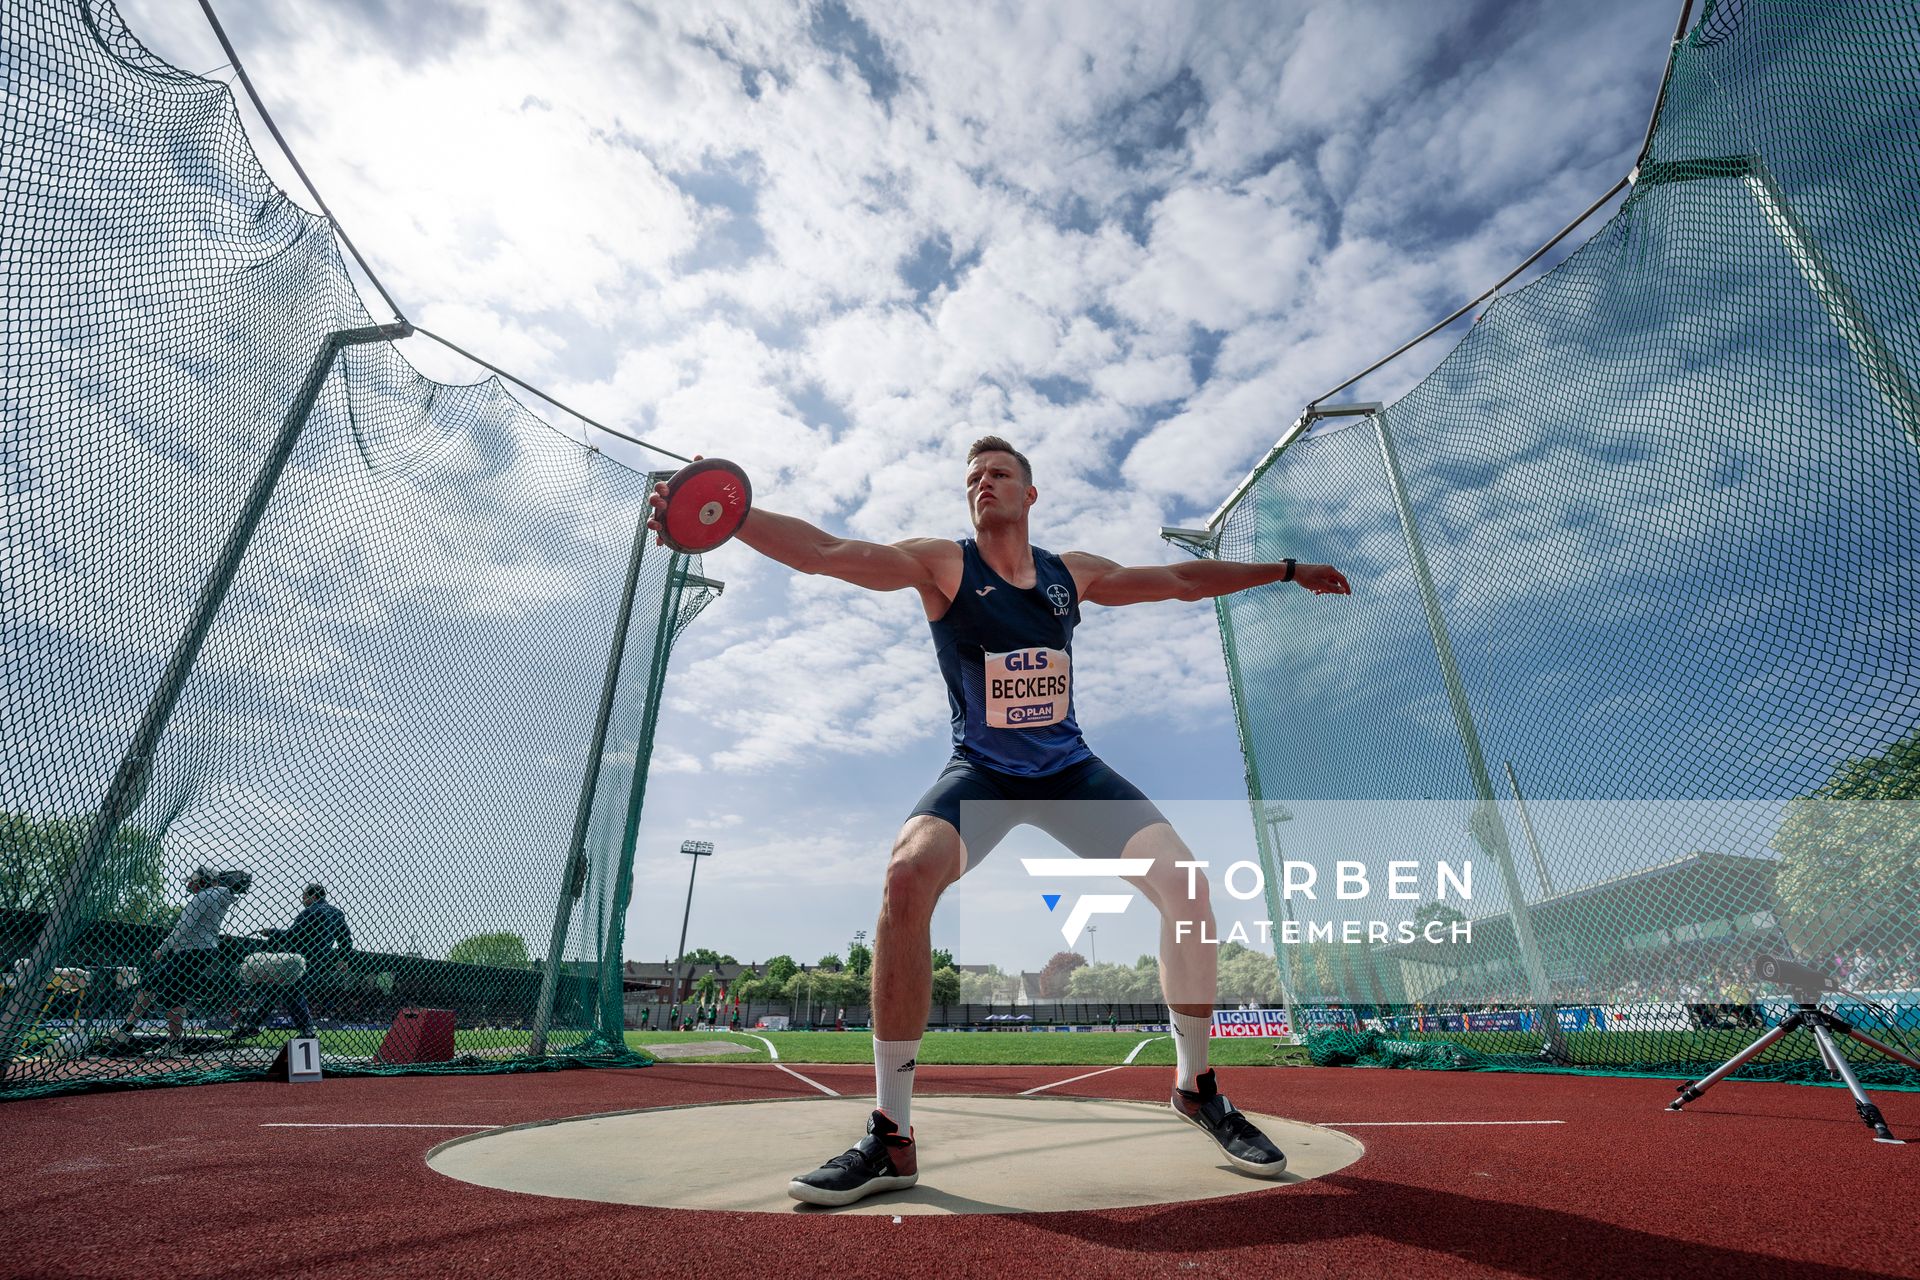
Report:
984,647,1071,728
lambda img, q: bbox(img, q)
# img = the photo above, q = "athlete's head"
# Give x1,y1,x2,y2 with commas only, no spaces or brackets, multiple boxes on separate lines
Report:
965,435,1035,531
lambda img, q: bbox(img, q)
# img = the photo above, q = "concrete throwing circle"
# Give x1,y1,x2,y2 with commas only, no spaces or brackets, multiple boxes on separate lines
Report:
427,1094,1364,1215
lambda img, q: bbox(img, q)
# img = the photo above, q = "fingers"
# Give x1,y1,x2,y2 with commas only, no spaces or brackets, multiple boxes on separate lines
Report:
1300,564,1352,595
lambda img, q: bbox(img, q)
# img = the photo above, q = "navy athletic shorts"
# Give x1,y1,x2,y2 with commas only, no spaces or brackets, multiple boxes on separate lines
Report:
147,948,220,1006
909,753,1169,871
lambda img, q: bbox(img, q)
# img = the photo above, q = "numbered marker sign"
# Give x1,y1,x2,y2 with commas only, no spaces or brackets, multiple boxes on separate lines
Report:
288,1036,322,1083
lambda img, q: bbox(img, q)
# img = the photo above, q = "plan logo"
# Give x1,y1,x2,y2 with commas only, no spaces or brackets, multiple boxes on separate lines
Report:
1021,857,1153,944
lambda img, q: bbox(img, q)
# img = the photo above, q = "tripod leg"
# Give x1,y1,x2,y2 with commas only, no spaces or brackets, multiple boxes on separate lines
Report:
1810,1024,1903,1144
1814,1026,1842,1078
1840,1024,1920,1074
1669,1017,1796,1110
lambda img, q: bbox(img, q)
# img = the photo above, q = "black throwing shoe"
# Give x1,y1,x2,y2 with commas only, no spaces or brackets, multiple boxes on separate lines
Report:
1171,1069,1287,1177
788,1108,919,1206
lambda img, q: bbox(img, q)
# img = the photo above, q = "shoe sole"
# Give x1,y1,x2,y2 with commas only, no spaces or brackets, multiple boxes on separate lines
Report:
787,1173,918,1207
1173,1104,1288,1177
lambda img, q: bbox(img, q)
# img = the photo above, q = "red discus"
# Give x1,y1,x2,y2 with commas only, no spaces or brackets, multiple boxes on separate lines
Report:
659,458,753,553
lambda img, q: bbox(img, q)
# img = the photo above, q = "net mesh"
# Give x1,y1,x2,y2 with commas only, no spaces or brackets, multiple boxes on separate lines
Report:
1,0,713,1099
1208,0,1920,1080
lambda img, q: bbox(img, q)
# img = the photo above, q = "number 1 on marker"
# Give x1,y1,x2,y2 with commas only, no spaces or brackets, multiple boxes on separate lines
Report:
289,1037,322,1083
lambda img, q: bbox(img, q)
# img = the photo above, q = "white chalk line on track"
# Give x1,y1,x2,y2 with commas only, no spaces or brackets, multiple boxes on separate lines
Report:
1314,1120,1566,1127
261,1123,498,1129
1019,1065,1126,1096
773,1063,839,1096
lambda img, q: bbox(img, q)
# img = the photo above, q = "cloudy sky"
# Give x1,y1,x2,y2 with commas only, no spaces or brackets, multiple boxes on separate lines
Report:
110,0,1682,974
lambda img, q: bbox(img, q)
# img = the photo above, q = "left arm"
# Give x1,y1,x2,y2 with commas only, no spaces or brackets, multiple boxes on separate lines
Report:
1064,552,1350,606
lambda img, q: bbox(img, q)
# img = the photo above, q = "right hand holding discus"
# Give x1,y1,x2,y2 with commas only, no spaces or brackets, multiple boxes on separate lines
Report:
648,456,752,552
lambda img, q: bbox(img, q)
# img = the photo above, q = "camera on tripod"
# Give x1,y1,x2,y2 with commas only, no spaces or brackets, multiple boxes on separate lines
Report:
1751,953,1839,1000
1666,950,1917,1144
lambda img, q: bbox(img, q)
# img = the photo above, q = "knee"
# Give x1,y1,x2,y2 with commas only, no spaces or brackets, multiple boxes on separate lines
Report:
883,822,959,918
1138,863,1211,919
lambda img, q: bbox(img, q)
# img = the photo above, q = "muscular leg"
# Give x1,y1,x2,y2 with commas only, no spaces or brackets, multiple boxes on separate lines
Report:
1121,820,1286,1176
871,814,968,1041
1119,821,1217,1016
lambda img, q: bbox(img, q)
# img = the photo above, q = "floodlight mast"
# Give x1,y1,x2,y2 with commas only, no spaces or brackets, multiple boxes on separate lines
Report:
670,840,716,1007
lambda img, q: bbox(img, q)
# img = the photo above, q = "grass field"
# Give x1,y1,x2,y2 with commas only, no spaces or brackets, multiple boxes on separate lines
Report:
170,1023,1918,1075
623,1029,1311,1066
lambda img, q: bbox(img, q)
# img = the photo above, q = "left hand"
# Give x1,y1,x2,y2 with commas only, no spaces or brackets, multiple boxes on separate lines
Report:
1295,563,1351,595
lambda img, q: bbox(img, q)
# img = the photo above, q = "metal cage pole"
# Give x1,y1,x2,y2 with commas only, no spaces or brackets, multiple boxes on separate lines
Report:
1372,408,1567,1057
1260,803,1304,1042
1634,154,1920,449
529,514,653,1055
596,552,714,1031
1163,525,1304,1042
0,322,411,1074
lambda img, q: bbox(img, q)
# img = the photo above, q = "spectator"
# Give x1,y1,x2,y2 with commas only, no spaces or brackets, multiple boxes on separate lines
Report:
639,1006,650,1032
109,866,249,1055
232,883,352,1041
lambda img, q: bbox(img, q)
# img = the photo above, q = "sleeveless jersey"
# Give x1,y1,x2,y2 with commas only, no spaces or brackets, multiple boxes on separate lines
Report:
928,538,1093,776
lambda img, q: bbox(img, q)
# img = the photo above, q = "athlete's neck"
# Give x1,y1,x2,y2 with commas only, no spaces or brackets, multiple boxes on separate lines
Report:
973,522,1035,587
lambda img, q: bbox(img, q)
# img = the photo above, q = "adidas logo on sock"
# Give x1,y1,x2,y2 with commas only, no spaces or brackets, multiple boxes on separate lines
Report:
896,1058,916,1072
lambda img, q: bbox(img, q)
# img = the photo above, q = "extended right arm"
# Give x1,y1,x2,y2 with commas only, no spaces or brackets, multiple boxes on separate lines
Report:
648,479,945,594
737,509,942,593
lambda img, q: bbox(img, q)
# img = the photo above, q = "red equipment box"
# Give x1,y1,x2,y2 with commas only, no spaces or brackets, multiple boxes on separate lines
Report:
376,1007,455,1064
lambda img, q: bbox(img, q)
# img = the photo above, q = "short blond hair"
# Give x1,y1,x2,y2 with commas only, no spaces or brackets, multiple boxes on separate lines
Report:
967,435,1031,485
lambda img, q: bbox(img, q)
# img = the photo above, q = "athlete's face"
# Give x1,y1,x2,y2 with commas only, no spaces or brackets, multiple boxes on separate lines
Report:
965,452,1034,530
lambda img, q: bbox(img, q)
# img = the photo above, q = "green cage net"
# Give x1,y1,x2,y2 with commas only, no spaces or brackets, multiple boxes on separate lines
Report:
1203,0,1919,1081
1,0,718,1099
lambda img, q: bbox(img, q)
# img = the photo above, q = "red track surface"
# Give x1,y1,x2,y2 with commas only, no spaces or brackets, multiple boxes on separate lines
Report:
3,1064,1916,1279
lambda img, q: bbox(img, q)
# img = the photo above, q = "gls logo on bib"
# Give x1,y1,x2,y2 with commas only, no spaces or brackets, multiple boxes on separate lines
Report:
984,647,1070,728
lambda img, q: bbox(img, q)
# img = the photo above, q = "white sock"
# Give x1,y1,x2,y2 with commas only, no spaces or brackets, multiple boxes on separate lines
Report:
873,1037,921,1134
1170,1011,1212,1092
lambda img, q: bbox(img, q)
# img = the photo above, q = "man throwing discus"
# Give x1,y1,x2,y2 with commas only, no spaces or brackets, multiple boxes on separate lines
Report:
649,436,1350,1206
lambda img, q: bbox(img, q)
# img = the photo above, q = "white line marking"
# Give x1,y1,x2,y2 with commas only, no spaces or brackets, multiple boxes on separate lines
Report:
260,1123,498,1129
1020,1065,1125,1096
774,1063,839,1096
741,1032,780,1060
1124,1035,1167,1064
1313,1120,1566,1127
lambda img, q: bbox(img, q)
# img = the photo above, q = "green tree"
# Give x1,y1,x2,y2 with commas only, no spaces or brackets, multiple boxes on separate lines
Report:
764,954,799,986
957,965,1012,1003
1773,732,1920,950
448,932,531,968
931,947,954,970
1066,962,1140,1000
847,942,873,977
693,971,721,1007
1037,950,1086,998
683,948,735,965
731,973,780,1003
1,812,173,924
1216,941,1281,1004
931,965,961,1006
817,952,843,972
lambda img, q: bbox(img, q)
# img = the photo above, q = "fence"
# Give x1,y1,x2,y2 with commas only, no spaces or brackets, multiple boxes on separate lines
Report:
1195,0,1920,1080
0,0,717,1098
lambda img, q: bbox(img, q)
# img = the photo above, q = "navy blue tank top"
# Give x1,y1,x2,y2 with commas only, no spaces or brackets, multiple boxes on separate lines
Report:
929,539,1093,776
